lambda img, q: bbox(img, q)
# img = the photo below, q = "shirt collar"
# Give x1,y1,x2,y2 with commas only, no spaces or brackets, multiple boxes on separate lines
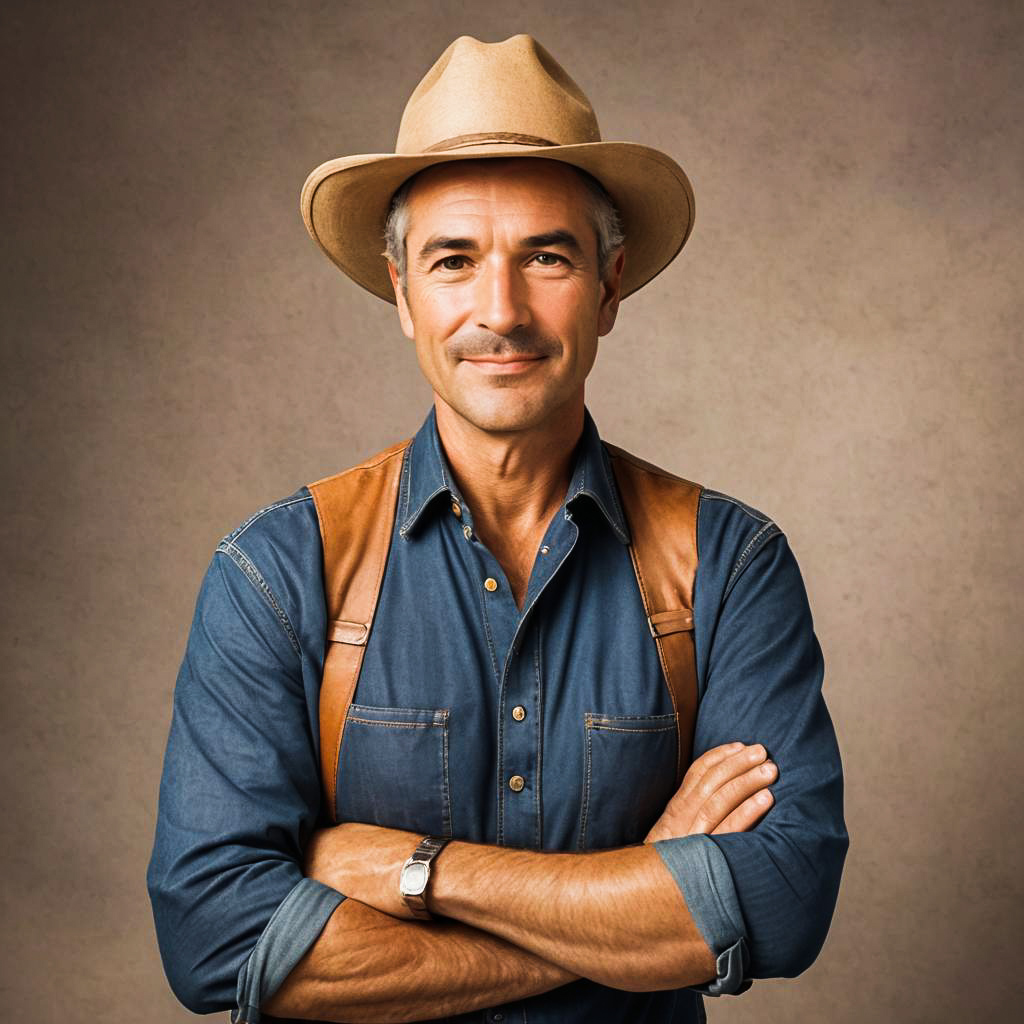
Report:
398,405,631,545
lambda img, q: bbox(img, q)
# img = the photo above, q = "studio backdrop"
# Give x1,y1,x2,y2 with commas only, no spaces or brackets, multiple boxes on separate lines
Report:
1,1,1020,1021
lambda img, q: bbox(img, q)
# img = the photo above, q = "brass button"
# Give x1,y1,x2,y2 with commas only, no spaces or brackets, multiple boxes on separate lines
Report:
452,502,462,518
512,705,526,721
508,775,525,792
540,545,550,555
484,577,498,592
463,524,472,540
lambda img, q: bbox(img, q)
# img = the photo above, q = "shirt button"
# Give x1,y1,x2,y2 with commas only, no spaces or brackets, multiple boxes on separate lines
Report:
492,1015,505,1022
484,577,498,592
512,705,526,721
463,524,473,540
508,775,525,792
540,545,550,555
452,502,462,518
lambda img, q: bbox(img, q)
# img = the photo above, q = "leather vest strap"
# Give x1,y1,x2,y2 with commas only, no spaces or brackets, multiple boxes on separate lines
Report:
604,443,702,787
308,438,411,822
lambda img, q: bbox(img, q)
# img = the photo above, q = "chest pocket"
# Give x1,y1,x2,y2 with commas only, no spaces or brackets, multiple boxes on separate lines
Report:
578,711,678,850
335,703,453,838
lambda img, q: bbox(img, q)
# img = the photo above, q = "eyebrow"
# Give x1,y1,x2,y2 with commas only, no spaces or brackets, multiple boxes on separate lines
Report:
417,237,479,260
416,229,586,262
521,230,585,258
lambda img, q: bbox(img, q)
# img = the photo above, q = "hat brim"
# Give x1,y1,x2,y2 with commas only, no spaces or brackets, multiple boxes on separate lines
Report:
300,141,694,304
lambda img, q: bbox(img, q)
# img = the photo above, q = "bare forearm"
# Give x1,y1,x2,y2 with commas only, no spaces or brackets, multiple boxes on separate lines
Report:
263,895,579,1023
297,744,777,1004
428,840,716,992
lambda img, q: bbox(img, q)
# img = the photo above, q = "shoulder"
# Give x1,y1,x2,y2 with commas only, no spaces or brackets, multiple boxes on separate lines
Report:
210,487,324,649
601,440,785,589
697,487,784,596
218,486,320,569
216,436,413,569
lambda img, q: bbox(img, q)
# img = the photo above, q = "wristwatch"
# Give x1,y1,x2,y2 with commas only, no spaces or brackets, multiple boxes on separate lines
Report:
400,835,451,920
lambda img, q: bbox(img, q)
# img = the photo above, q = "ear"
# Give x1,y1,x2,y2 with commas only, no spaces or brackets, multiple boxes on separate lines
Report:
597,247,625,337
387,262,416,340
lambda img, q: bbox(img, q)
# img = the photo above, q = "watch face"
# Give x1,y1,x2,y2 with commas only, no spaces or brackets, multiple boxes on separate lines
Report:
402,861,429,895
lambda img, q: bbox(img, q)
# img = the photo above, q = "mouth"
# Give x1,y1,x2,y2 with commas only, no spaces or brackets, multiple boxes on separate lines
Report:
461,355,547,374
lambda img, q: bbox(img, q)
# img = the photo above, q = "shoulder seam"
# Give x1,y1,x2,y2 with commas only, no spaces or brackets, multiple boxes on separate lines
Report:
724,521,783,598
225,492,313,544
701,489,772,525
215,539,301,656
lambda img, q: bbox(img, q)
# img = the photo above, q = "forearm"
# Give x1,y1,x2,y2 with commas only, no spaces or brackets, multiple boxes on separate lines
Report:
263,895,578,1023
306,823,717,994
428,839,716,992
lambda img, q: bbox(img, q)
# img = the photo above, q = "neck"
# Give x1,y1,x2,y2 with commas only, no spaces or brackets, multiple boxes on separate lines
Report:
433,396,583,537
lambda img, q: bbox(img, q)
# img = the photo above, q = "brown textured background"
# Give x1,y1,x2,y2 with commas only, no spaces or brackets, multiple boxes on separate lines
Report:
2,1,1021,1021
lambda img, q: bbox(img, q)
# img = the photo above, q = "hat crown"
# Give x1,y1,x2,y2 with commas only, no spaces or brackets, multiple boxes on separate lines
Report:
396,34,602,155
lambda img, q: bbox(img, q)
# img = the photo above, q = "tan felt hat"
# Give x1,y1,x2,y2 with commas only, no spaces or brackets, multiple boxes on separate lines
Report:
300,34,695,303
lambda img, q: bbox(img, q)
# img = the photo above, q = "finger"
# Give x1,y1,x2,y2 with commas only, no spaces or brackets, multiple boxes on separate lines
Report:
688,744,770,807
691,760,778,834
712,788,775,835
678,742,747,799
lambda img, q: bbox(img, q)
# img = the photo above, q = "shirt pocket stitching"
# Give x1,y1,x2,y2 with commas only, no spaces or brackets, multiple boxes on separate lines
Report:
578,711,679,850
346,718,442,728
337,705,452,837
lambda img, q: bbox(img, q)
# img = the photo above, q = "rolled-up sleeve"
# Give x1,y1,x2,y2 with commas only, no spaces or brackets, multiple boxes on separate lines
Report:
146,541,341,1018
653,516,848,994
652,834,751,995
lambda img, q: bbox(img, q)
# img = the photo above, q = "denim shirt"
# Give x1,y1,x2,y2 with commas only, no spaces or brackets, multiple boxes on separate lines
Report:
147,406,847,1023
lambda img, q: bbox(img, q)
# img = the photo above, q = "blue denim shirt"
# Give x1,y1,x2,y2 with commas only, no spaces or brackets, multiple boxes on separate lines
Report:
147,406,847,1023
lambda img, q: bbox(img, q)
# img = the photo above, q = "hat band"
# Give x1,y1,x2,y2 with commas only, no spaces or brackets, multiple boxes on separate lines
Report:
421,131,558,153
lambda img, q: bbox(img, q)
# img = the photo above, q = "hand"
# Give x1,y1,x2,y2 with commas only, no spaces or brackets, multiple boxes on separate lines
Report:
303,821,426,921
643,742,777,843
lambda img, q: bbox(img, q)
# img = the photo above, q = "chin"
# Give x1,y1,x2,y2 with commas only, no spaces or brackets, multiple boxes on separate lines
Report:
452,393,554,435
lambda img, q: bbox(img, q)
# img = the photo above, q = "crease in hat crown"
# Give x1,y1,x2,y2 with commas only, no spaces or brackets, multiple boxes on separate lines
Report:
396,35,602,155
300,32,695,304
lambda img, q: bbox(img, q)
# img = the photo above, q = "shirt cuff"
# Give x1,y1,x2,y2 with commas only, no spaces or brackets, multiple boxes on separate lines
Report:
233,877,346,1023
652,834,752,996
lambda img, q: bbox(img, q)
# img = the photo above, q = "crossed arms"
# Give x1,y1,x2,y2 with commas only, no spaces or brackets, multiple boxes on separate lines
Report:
148,515,847,1020
263,742,778,1023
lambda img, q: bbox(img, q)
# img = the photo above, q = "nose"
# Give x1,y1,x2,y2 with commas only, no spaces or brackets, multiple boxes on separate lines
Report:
474,259,531,337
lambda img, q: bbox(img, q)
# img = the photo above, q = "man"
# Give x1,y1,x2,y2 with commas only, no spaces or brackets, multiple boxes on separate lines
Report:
148,35,847,1023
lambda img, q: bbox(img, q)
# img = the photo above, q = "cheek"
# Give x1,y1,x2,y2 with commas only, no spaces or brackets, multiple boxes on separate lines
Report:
407,290,469,350
411,278,468,318
536,279,601,328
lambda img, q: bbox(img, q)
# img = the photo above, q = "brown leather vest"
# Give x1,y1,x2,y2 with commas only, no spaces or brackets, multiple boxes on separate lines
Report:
308,439,702,823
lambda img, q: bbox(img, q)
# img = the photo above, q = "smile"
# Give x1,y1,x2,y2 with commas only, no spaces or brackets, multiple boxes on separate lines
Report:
462,356,547,374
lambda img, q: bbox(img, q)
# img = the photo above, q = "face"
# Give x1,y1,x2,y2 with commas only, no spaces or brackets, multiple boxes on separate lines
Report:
388,158,624,436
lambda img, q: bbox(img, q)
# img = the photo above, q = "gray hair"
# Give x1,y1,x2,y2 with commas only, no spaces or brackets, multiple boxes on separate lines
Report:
382,162,625,294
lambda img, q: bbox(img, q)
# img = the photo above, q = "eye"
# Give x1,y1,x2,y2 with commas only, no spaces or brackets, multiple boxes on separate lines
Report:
437,255,468,271
532,252,564,266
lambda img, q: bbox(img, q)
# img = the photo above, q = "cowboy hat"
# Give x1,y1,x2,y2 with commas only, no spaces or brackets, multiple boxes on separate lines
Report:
300,34,695,303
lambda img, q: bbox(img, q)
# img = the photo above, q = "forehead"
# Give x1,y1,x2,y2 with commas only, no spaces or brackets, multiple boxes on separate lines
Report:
403,158,593,231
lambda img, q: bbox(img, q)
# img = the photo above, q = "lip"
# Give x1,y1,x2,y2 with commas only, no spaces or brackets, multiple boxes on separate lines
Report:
462,356,547,373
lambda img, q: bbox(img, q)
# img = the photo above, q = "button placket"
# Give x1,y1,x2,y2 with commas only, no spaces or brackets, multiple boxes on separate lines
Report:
496,516,578,849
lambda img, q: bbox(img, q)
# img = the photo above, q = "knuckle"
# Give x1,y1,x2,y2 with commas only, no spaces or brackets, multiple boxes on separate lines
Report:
696,779,718,804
